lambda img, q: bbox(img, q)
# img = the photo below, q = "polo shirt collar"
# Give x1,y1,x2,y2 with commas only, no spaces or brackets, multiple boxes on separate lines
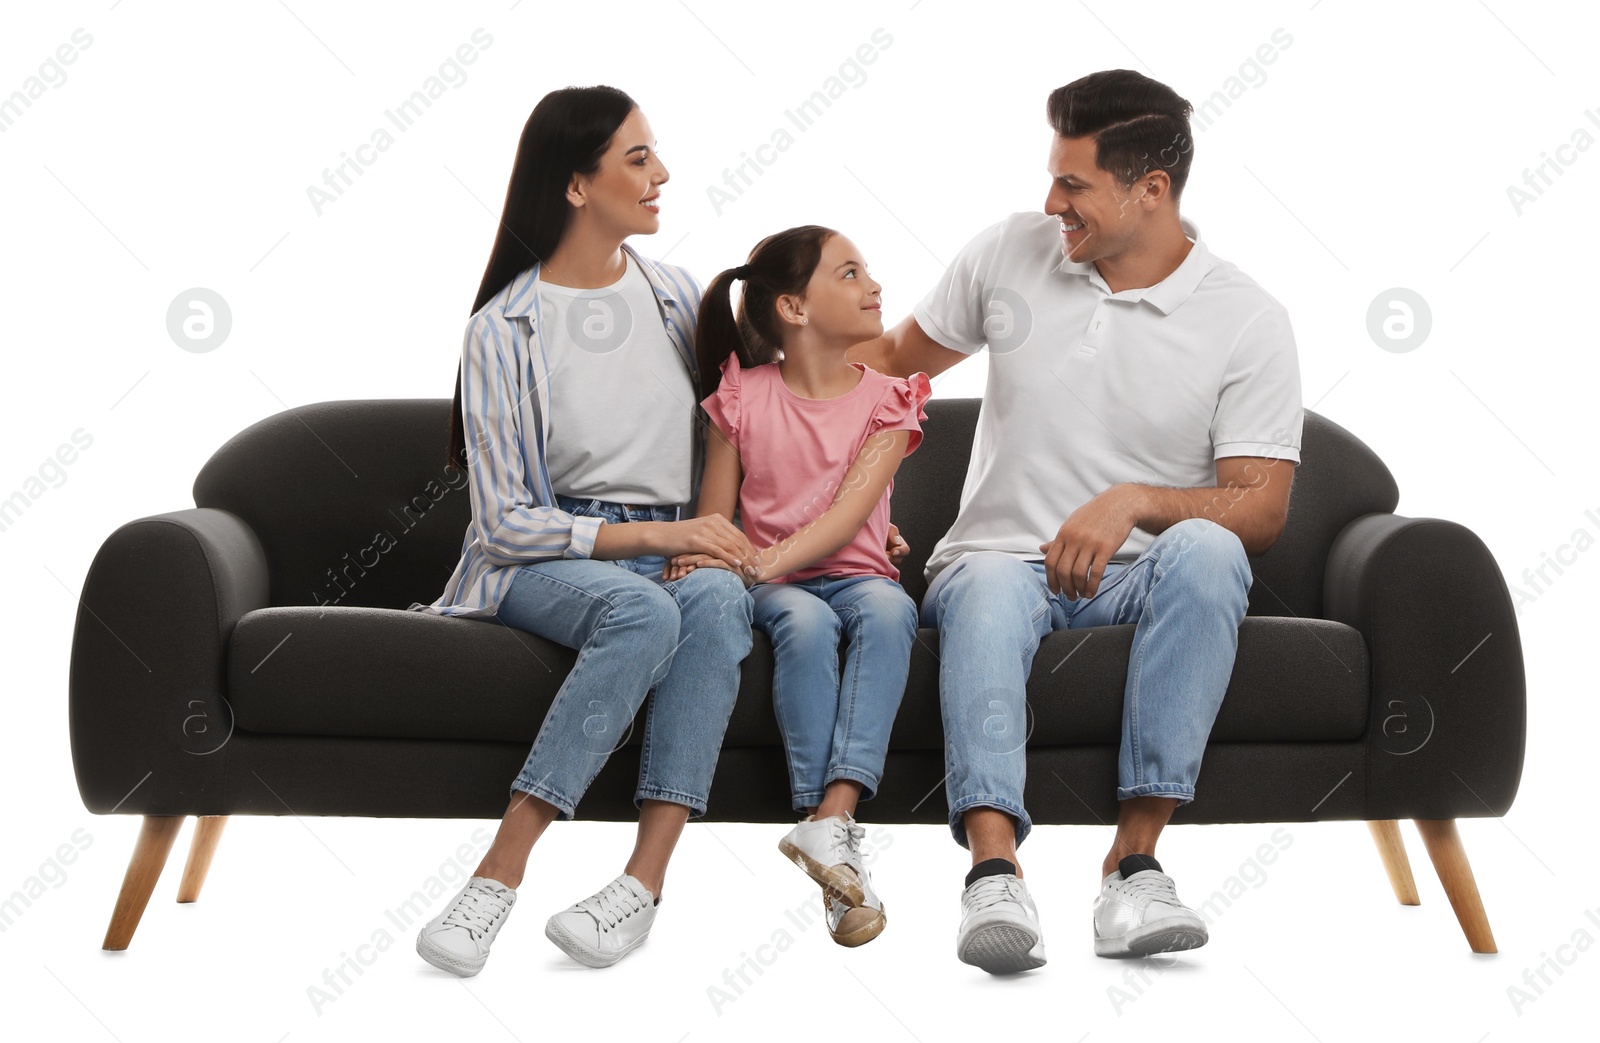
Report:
501,242,677,318
1057,214,1212,315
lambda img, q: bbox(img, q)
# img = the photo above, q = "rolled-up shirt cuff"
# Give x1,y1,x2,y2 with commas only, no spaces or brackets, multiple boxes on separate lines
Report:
564,514,604,559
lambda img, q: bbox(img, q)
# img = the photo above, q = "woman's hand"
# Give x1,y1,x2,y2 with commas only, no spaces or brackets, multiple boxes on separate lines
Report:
886,523,909,566
652,515,759,580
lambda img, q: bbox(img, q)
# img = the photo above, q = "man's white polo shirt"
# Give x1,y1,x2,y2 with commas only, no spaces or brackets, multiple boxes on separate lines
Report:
912,211,1303,586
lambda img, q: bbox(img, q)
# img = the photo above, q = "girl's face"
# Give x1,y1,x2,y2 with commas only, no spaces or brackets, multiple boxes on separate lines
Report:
786,234,883,342
569,107,669,238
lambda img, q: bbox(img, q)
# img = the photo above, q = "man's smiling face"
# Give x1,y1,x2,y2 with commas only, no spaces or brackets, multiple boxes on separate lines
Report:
1043,133,1150,265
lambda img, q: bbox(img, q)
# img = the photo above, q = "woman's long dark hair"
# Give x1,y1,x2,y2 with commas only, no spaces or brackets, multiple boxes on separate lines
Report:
445,85,638,472
693,225,837,402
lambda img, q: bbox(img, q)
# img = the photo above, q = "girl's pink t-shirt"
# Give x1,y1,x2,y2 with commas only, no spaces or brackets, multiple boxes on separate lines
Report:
700,354,932,583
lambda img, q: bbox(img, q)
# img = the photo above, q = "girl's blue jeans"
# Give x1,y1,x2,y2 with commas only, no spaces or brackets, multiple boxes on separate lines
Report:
751,574,918,811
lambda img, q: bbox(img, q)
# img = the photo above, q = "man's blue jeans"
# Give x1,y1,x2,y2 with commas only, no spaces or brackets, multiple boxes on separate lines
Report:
751,575,917,811
492,496,754,820
920,518,1252,849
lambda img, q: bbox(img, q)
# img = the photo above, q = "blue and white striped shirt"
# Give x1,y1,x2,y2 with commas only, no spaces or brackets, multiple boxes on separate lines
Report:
408,244,704,619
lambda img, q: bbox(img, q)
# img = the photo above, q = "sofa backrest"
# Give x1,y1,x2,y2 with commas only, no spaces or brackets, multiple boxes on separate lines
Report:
194,400,476,614
193,398,1397,618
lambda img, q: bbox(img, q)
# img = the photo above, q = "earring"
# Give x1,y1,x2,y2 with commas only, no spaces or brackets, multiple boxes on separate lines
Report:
800,317,808,325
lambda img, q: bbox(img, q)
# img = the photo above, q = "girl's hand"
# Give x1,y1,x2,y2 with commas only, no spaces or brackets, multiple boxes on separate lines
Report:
664,553,751,586
886,523,909,565
663,553,717,582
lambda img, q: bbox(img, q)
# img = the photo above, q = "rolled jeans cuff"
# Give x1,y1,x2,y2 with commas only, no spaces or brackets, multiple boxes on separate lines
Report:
510,774,577,821
1118,782,1195,804
635,786,707,819
823,766,882,801
948,794,1033,851
790,789,826,813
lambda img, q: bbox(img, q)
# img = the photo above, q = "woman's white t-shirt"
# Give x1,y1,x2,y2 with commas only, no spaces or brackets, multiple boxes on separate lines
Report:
536,253,695,505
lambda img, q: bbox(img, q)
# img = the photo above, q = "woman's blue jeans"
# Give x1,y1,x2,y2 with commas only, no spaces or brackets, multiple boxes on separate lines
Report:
919,517,1252,849
751,574,917,811
492,496,754,820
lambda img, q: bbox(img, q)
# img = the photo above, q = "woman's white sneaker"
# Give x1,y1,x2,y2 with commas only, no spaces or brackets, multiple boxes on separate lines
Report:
545,873,658,968
415,875,517,977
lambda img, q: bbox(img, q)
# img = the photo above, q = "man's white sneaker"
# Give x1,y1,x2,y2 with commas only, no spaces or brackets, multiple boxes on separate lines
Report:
544,873,658,968
415,875,517,977
1093,854,1208,958
956,859,1047,974
778,812,872,907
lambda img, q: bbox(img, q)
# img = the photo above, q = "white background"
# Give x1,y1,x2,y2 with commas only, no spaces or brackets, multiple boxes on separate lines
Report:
3,1,1596,1039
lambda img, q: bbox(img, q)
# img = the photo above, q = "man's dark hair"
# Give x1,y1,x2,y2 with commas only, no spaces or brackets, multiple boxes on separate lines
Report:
1046,70,1194,202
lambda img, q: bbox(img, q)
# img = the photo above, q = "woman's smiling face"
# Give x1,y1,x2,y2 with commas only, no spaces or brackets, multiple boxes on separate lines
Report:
570,107,669,239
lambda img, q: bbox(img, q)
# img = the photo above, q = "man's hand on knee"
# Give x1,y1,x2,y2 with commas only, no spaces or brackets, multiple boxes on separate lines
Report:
1039,485,1142,599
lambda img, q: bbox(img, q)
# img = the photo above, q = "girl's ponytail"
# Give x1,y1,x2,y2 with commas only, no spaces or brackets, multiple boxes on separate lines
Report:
693,268,756,401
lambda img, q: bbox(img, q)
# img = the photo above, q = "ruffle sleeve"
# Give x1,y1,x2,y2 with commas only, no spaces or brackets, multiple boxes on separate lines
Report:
866,370,933,456
699,352,744,447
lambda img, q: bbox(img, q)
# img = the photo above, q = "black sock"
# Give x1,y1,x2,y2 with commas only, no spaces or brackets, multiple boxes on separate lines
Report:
1118,853,1163,878
965,857,1018,888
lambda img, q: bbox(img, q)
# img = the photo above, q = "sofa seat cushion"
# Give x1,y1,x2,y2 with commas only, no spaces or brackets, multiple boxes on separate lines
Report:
227,609,1369,747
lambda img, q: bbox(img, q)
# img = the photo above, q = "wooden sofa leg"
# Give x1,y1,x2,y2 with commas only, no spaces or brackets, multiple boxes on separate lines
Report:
1367,820,1420,905
177,816,228,904
1414,818,1498,954
102,815,186,951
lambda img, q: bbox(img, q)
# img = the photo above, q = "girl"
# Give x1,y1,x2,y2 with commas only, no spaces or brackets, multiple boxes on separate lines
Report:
408,86,758,976
669,226,931,946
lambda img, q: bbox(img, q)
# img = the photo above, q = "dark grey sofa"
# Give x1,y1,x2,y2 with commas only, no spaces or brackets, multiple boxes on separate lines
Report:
69,398,1525,953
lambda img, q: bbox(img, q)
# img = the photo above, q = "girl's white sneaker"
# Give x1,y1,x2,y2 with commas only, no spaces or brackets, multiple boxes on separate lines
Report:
781,813,888,946
778,813,874,907
825,892,887,947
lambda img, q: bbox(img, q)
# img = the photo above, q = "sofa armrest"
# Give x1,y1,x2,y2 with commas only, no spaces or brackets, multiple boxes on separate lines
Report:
69,508,269,815
1323,512,1526,820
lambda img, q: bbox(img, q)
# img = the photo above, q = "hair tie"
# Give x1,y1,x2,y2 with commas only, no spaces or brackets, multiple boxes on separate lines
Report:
732,264,753,280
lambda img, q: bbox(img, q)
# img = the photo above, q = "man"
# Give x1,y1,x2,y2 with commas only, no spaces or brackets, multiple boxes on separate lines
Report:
850,69,1302,973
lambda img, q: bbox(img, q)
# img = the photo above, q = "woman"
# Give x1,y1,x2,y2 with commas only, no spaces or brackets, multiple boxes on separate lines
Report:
405,85,758,977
